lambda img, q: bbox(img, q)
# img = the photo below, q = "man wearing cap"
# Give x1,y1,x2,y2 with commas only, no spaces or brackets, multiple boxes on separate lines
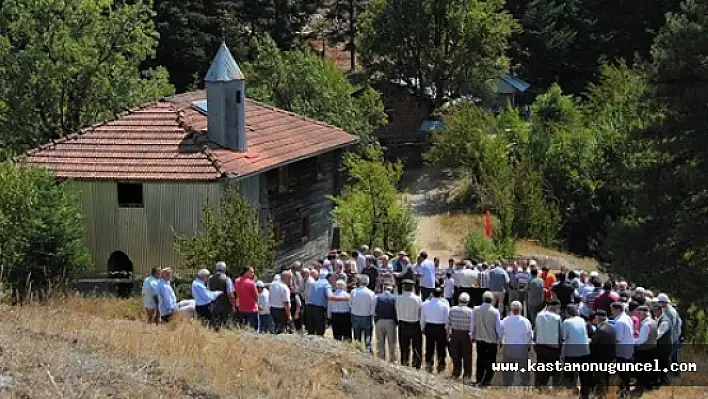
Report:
191,269,222,328
657,293,682,378
208,261,236,329
421,287,450,373
590,309,616,396
418,251,437,301
256,281,272,333
533,299,562,388
634,305,658,393
396,279,423,369
470,291,502,387
374,284,398,362
306,270,349,336
447,292,474,381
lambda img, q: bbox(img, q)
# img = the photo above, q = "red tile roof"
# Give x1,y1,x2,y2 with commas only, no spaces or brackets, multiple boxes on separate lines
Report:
23,91,358,181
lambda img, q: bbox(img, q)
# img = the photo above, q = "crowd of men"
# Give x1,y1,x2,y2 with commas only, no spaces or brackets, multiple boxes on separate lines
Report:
141,247,684,398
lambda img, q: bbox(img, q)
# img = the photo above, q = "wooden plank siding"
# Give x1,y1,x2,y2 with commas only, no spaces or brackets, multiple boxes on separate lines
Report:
261,153,337,271
71,181,223,277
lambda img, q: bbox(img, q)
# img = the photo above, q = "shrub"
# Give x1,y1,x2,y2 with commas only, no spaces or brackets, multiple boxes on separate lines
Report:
465,231,517,261
0,162,91,298
174,188,276,278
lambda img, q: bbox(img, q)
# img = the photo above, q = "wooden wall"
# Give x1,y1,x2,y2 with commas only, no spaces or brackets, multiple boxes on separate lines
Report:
373,82,433,139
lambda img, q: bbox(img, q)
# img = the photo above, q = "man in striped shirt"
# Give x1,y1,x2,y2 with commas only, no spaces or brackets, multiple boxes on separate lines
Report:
448,292,474,382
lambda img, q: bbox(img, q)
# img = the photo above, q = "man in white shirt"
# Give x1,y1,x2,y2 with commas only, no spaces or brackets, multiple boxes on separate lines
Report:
256,281,272,333
269,273,292,334
421,288,450,373
351,275,377,353
418,251,436,301
533,299,562,388
396,279,423,369
456,262,478,307
142,268,160,324
353,250,367,274
501,301,532,386
611,302,634,395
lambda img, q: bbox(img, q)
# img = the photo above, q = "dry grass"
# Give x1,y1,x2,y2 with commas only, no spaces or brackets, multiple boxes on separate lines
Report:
1,296,706,398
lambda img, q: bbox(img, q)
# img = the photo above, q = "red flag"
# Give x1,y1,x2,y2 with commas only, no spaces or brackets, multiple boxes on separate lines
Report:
485,210,492,238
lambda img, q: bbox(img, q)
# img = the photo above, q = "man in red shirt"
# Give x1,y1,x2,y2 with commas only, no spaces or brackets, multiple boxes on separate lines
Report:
234,267,259,330
593,281,619,313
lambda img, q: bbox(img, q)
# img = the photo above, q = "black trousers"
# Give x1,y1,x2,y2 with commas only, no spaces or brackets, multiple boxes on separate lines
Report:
271,307,289,334
475,341,498,386
449,329,472,378
534,345,561,388
656,344,672,385
305,304,326,336
161,314,173,323
616,356,632,392
399,321,423,369
212,308,233,330
470,288,485,307
424,323,447,372
420,287,434,302
564,355,593,399
195,304,214,328
634,348,657,389
331,312,352,341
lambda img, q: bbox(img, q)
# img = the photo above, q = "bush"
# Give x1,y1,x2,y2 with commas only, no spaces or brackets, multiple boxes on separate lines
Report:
174,188,276,278
0,163,91,298
465,231,516,261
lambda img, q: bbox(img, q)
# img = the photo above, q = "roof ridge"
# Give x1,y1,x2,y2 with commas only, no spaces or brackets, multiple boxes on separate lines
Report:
176,109,225,177
246,98,353,136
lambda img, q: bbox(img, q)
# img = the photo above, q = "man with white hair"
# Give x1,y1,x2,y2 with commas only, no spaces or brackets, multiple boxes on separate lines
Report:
397,279,423,369
157,268,177,322
657,293,682,378
208,261,235,329
269,272,292,334
351,274,377,352
471,291,502,387
329,280,352,341
501,301,532,386
191,268,222,328
448,292,474,381
306,269,348,336
421,288,449,373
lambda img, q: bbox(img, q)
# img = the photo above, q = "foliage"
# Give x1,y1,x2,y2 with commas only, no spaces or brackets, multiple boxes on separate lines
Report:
464,231,516,261
507,0,680,95
358,0,518,106
329,146,417,254
604,0,708,307
242,36,385,143
0,163,91,295
0,0,174,153
174,188,276,278
153,0,321,92
426,103,561,246
322,0,368,71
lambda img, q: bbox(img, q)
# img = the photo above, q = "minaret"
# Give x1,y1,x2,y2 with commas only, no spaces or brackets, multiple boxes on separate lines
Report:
204,42,246,151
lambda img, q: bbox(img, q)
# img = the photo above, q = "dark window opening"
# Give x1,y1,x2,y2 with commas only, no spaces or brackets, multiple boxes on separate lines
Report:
236,90,242,104
117,183,144,208
300,212,310,241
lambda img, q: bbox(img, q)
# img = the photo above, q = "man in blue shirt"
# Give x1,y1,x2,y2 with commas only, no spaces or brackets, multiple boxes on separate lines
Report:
157,268,177,322
191,268,222,328
142,268,160,324
306,272,348,336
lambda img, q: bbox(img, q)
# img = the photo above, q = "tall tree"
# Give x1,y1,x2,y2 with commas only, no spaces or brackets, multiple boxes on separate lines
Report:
324,0,368,71
358,0,518,106
242,36,385,143
0,0,173,153
153,0,322,92
605,0,708,306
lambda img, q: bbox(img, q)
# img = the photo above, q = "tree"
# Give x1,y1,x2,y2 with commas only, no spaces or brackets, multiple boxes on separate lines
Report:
0,0,174,153
605,0,708,306
153,0,322,92
0,163,91,299
242,36,386,142
174,189,276,278
323,0,368,70
329,146,416,253
358,0,518,106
